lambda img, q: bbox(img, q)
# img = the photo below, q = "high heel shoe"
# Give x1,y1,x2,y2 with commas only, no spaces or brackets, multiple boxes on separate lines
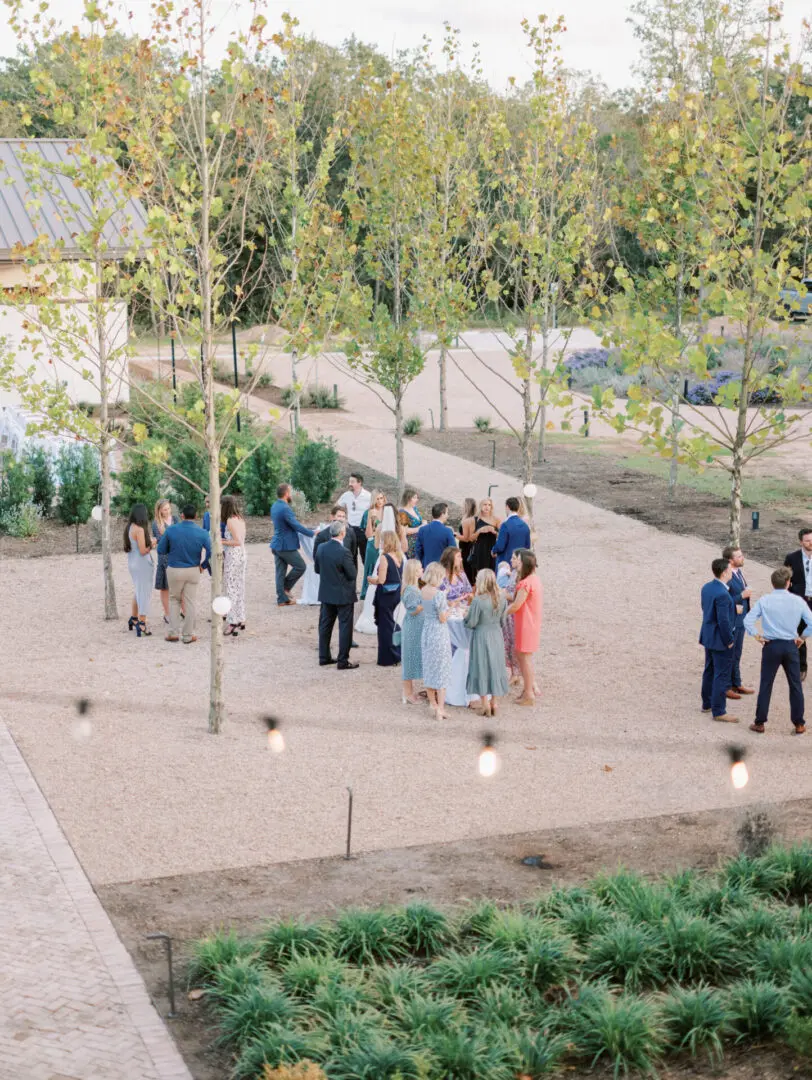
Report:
135,619,152,637
128,616,138,631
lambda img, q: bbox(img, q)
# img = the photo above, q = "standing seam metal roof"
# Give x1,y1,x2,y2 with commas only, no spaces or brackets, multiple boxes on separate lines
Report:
0,138,148,261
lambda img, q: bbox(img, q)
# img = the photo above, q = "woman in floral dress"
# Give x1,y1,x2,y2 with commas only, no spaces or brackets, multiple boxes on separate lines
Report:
420,562,452,721
438,547,473,607
398,488,423,559
221,495,247,635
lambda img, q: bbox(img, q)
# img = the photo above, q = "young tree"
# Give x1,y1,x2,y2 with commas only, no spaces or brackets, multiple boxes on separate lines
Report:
604,15,812,544
453,15,601,508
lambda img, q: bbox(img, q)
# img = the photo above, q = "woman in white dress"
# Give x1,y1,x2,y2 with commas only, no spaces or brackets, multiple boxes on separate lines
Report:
221,496,247,635
355,505,398,634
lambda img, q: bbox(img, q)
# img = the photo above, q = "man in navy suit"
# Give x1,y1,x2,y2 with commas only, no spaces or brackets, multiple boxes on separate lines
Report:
414,503,457,568
492,497,532,566
784,528,812,681
724,544,755,699
700,557,737,722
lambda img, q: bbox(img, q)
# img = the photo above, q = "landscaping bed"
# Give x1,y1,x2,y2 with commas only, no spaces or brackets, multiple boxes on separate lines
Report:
414,430,811,567
181,841,812,1079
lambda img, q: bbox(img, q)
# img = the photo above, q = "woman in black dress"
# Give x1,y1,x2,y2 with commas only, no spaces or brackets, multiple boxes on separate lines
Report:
370,530,404,666
468,496,502,576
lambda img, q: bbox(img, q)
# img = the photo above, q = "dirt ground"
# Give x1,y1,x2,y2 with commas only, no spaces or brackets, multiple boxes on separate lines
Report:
415,430,812,567
101,799,812,1080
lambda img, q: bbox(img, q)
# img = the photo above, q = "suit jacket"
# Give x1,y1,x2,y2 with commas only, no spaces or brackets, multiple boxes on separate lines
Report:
314,538,357,606
492,514,532,564
728,568,750,625
784,550,809,598
699,579,735,651
414,519,457,568
313,523,357,564
270,499,314,552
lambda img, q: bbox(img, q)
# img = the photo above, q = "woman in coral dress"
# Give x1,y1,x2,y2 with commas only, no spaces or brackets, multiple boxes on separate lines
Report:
506,548,542,706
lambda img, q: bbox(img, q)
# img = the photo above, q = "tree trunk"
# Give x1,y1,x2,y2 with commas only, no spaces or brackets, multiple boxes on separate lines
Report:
668,389,679,501
394,398,404,493
521,375,534,520
729,457,743,548
207,429,224,735
537,402,546,464
291,347,300,432
438,344,448,432
95,258,118,620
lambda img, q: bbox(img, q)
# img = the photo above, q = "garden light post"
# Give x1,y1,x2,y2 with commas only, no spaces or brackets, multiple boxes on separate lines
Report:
583,409,589,437
491,440,496,469
146,933,177,1018
488,484,499,500
752,511,760,530
345,787,354,860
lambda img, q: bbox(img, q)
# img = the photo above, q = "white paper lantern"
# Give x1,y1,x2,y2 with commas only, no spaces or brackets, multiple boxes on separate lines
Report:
523,483,538,499
91,505,103,521
212,595,232,616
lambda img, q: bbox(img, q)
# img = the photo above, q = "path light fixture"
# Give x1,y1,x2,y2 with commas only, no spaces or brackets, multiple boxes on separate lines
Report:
263,716,285,753
583,409,590,437
752,511,760,530
487,484,499,500
145,933,177,1018
727,744,749,790
491,440,496,468
345,786,354,860
478,732,499,778
91,505,102,522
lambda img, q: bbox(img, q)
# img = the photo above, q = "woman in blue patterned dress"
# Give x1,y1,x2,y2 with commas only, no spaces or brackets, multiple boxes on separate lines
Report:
400,559,425,704
420,562,452,720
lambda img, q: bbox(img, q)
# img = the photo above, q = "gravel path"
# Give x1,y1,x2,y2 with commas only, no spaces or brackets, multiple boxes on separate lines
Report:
2,432,808,887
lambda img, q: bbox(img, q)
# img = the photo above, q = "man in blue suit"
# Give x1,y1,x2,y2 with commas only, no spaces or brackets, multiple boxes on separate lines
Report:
414,503,457,568
724,544,755,699
492,497,532,566
270,482,314,606
700,557,737,722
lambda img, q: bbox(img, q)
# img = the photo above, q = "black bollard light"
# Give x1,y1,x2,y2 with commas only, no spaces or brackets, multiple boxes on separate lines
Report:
491,440,496,469
345,787,354,860
752,511,760,530
583,409,590,438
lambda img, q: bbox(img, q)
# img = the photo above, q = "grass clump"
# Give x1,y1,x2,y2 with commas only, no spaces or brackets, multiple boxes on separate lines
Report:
661,984,728,1062
232,1027,326,1079
564,984,664,1077
584,920,667,992
423,1028,515,1080
259,920,333,967
280,956,352,1000
725,978,791,1041
324,1036,424,1079
427,946,516,999
186,930,256,988
399,901,454,958
217,985,302,1048
333,909,407,965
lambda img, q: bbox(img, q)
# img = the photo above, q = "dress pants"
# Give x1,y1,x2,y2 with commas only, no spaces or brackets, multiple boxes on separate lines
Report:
799,598,812,674
731,619,746,688
273,549,305,604
701,647,734,717
319,602,353,664
352,526,367,565
756,639,805,727
167,565,199,639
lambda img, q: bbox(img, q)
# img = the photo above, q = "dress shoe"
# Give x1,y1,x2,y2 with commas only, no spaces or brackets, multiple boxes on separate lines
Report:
749,722,765,733
337,661,359,670
319,659,338,666
351,640,359,649
726,689,741,700
701,706,712,713
734,686,755,695
278,599,296,607
793,724,806,736
802,670,808,683
713,714,739,723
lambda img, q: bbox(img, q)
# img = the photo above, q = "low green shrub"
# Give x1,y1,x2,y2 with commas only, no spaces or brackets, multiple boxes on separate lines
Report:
112,445,164,513
216,984,302,1047
232,1027,326,1079
280,956,351,1000
367,964,429,1007
402,415,422,436
290,435,338,510
473,415,492,432
0,450,31,516
725,978,791,1041
564,984,664,1077
583,920,667,992
662,914,733,984
423,1027,515,1080
661,984,728,1062
390,991,463,1037
399,903,453,958
259,919,334,967
186,930,256,988
55,444,99,526
281,384,343,409
0,500,43,537
205,956,265,1006
242,438,285,516
25,446,55,514
786,1013,812,1057
325,1036,424,1079
333,909,407,966
427,946,516,999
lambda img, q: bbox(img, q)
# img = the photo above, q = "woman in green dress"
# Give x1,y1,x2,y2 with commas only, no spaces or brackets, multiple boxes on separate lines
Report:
360,490,386,599
464,569,509,717
398,488,423,559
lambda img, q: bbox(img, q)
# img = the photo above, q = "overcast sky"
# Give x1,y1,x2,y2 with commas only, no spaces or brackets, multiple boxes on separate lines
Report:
2,0,810,91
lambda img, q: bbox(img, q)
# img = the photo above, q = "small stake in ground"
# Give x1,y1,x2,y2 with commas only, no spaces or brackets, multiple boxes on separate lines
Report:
146,933,176,1018
345,786,354,860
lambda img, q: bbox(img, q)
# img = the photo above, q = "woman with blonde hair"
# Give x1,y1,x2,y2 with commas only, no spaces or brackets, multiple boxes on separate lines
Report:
468,496,501,577
465,568,509,716
151,498,177,622
420,561,452,720
398,488,423,559
369,528,404,666
400,558,425,704
360,489,387,599
221,495,247,635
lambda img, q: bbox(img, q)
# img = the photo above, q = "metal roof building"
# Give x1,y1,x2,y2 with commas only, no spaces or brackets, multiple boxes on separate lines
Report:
0,138,147,262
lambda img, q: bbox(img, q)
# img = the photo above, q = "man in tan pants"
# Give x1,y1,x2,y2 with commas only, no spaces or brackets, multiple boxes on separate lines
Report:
156,504,212,644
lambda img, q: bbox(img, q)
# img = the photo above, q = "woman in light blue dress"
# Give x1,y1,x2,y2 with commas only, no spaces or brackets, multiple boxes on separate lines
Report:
420,562,452,720
124,504,155,638
401,559,425,704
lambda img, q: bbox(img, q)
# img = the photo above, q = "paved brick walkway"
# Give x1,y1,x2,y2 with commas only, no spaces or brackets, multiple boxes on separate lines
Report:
0,722,192,1080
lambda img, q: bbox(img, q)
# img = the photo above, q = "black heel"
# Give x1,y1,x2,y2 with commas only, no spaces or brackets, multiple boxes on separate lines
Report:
136,620,152,637
128,616,137,631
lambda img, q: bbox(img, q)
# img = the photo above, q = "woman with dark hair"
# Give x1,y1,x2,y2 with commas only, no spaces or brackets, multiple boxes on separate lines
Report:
221,495,247,635
506,548,542,706
438,546,472,607
398,488,423,559
124,503,155,637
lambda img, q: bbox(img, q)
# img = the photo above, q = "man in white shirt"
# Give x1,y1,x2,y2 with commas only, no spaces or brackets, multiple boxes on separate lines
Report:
337,472,371,566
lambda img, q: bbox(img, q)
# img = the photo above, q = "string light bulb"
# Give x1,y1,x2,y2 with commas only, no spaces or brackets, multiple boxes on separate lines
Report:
523,483,538,499
264,716,285,753
478,732,499,778
212,595,232,617
726,744,748,790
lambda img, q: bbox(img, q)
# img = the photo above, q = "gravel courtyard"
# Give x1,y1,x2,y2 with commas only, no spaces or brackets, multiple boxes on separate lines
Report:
3,459,809,889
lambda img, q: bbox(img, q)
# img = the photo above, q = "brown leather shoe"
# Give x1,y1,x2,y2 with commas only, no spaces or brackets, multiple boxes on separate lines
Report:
749,722,765,733
713,714,739,723
793,725,806,736
277,599,296,607
734,686,755,695
726,689,742,700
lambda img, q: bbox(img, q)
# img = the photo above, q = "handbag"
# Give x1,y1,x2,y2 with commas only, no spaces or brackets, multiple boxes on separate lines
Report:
394,601,406,627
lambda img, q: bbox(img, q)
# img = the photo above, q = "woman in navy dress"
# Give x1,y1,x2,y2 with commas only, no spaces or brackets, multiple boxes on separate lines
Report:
370,530,404,666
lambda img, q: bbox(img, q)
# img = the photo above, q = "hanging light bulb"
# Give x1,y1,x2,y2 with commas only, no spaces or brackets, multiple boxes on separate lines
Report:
263,716,285,753
478,732,499,778
726,744,748,790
